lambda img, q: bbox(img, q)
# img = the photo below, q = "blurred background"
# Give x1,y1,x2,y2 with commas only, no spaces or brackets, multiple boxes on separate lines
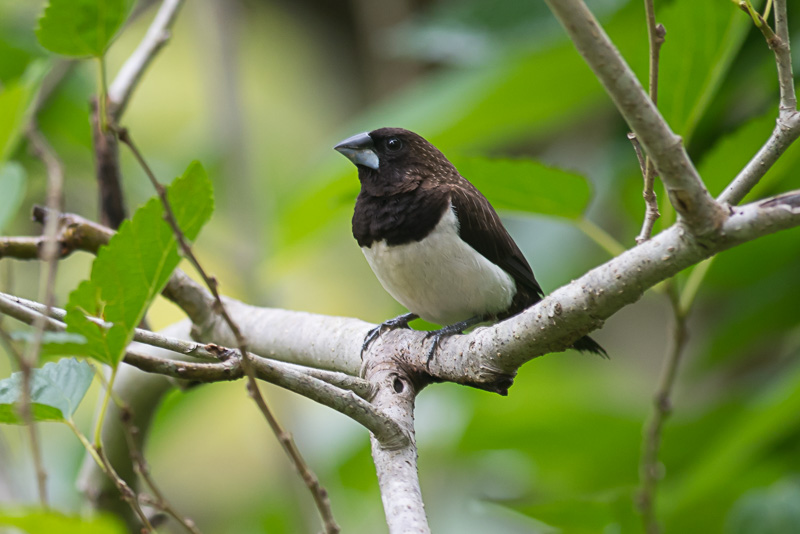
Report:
1,0,800,532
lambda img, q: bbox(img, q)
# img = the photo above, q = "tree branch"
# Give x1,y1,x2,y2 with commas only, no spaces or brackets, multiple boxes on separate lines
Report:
543,0,726,236
4,192,800,394
108,0,186,120
0,293,404,447
718,111,800,205
720,0,800,205
635,0,665,244
364,354,430,533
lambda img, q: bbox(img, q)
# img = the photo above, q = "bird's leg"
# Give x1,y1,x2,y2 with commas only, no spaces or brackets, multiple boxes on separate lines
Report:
423,315,485,367
362,312,419,357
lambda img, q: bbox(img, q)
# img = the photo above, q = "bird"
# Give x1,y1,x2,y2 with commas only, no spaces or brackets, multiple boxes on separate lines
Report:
334,127,606,363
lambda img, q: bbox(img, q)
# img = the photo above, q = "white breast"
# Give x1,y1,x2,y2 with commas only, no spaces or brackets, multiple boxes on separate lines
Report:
361,204,516,326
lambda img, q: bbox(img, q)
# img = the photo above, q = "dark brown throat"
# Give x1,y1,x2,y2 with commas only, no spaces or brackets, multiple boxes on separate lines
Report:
352,184,451,248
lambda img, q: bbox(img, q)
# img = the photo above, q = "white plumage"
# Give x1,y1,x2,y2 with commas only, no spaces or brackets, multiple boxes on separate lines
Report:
361,204,516,325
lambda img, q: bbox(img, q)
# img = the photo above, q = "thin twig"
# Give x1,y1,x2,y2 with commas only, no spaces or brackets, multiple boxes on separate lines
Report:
637,288,689,534
720,0,800,205
635,1,665,244
115,127,339,533
119,406,202,534
109,0,186,120
63,415,156,532
20,125,65,508
544,0,726,236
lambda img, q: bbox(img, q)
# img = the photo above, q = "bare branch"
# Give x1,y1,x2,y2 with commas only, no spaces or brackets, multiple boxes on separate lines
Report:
0,294,402,446
718,112,800,205
364,355,430,533
20,125,66,507
91,100,126,229
118,406,202,534
637,288,689,533
6,191,800,395
635,2,665,244
544,0,726,235
109,0,186,120
740,0,796,112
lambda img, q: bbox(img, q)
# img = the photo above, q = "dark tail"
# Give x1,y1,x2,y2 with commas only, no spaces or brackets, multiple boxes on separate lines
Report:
572,335,608,359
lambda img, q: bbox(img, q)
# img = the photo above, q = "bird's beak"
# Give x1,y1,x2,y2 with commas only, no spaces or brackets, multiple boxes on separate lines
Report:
334,132,379,170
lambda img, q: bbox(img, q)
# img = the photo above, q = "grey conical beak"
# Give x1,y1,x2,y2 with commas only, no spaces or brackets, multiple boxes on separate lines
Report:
334,132,379,170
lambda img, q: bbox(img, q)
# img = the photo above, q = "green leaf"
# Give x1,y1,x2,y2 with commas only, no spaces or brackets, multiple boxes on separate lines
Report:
35,0,134,58
64,161,214,367
9,331,90,360
726,480,800,534
0,358,93,424
0,508,125,534
451,157,592,219
0,162,26,234
663,362,800,518
0,61,48,163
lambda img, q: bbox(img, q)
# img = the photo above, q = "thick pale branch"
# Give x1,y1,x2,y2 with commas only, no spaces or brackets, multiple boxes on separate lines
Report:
543,0,726,235
5,191,800,394
364,350,430,532
0,294,405,446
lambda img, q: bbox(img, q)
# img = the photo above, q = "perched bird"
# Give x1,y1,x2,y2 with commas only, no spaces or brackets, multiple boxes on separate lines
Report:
334,127,606,361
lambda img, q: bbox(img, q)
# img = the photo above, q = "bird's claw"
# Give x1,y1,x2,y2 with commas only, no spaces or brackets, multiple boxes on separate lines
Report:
361,312,418,358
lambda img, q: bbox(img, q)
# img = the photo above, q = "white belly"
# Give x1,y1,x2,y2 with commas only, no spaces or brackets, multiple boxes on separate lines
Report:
361,206,515,325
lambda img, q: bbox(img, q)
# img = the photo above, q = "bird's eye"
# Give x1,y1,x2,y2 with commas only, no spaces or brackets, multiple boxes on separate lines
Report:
386,137,403,152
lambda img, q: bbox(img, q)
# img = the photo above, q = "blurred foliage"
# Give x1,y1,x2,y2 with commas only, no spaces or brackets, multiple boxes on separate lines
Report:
0,0,799,533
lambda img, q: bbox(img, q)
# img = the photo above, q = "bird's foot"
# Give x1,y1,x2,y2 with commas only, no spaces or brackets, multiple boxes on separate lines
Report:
423,315,484,367
362,312,419,357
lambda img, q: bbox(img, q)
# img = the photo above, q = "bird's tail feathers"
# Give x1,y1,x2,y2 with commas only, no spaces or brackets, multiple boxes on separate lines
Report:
572,335,608,359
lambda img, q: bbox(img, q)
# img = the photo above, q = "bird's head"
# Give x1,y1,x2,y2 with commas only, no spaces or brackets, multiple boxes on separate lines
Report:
334,127,455,196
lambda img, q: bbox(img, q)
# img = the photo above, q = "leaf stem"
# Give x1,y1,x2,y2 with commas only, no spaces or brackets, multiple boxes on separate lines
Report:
93,365,118,447
576,217,626,257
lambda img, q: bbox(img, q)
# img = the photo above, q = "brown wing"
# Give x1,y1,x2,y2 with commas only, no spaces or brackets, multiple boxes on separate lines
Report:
449,180,544,314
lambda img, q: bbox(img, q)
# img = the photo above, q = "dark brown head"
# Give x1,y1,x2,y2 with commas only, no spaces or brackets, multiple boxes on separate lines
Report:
334,127,457,196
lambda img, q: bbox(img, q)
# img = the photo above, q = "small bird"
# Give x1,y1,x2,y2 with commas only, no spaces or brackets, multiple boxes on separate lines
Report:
334,127,606,361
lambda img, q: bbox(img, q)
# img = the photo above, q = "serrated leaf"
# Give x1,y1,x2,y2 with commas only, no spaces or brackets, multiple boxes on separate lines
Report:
0,358,93,424
452,157,592,219
35,0,134,58
64,161,214,367
0,508,125,534
0,162,26,234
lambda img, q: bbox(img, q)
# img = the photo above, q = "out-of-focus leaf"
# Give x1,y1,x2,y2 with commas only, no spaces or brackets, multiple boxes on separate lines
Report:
0,161,26,233
35,0,134,58
657,0,757,142
0,61,47,162
0,508,125,533
0,358,93,424
515,489,639,533
452,157,593,219
10,331,90,360
725,480,800,534
64,161,214,367
277,3,648,249
662,362,800,519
